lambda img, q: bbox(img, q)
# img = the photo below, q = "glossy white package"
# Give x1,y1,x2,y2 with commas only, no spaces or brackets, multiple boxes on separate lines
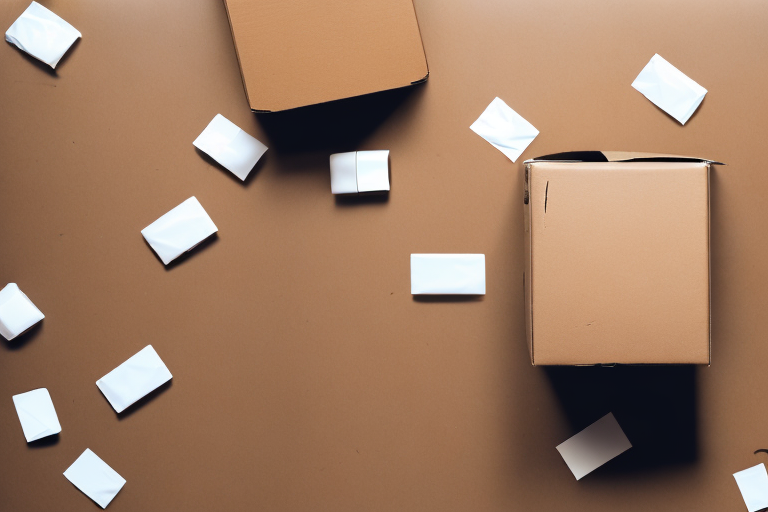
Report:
734,464,768,512
470,97,539,163
193,114,267,181
96,345,172,414
64,448,125,509
556,412,632,480
0,283,44,341
5,1,81,68
141,196,218,265
410,254,486,295
330,150,390,194
632,54,707,125
12,388,61,442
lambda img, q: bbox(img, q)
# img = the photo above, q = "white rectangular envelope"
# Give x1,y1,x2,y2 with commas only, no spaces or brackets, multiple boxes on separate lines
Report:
631,53,707,125
410,254,486,295
470,97,539,163
0,283,45,341
141,196,218,265
64,448,126,509
12,388,61,442
734,463,768,512
556,412,632,480
96,345,172,414
193,114,268,181
5,1,81,69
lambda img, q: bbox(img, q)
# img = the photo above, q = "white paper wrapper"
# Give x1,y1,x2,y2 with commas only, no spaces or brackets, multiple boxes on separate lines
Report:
556,412,632,480
0,283,44,341
64,449,126,509
632,54,707,125
734,464,768,512
5,2,81,69
141,196,218,265
96,345,172,414
12,388,61,442
470,97,539,163
410,254,486,295
330,150,390,194
193,114,268,181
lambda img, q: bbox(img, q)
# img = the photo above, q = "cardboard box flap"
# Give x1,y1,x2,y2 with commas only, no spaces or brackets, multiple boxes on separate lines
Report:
526,151,722,165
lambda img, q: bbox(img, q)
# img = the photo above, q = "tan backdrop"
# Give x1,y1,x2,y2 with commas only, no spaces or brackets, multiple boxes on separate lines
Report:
0,1,765,510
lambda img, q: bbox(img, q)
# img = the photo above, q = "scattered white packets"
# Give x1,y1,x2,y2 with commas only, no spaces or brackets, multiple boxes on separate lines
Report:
734,463,768,512
0,283,44,341
470,97,539,163
330,150,390,194
12,388,61,442
410,254,486,295
64,448,126,509
141,196,218,265
96,345,172,414
193,114,268,181
5,1,81,69
631,53,707,125
555,412,632,480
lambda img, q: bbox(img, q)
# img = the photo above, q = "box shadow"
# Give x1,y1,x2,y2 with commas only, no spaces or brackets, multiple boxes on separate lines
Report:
544,365,698,474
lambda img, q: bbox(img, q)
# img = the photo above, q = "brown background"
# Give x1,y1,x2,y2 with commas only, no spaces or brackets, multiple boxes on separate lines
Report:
0,1,765,510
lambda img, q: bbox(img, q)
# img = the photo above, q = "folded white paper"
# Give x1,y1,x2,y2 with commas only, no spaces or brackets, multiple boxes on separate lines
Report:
64,448,125,509
12,388,61,442
734,464,768,512
330,150,390,194
193,114,268,181
96,345,172,414
470,97,539,163
0,283,44,341
5,2,81,69
141,196,218,265
632,54,707,125
556,412,632,480
410,254,486,295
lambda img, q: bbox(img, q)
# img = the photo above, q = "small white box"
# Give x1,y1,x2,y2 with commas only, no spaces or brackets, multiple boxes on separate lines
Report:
410,254,486,295
193,114,268,181
141,196,218,265
12,388,61,442
632,54,707,125
5,2,81,69
330,150,390,194
556,412,632,480
0,283,44,341
64,448,126,509
734,464,768,512
96,345,172,414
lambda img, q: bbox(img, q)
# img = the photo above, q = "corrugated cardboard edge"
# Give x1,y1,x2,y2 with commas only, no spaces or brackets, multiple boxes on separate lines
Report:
524,153,721,366
232,0,430,113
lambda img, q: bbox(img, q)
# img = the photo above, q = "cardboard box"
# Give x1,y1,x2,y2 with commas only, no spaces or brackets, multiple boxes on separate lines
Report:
523,151,719,365
222,0,429,112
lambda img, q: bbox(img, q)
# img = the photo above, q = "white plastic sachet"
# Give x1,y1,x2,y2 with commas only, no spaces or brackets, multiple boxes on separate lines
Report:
470,97,539,163
5,2,81,69
0,283,44,341
64,448,126,508
734,463,768,512
12,388,61,442
141,196,218,265
96,345,173,414
330,150,390,194
632,54,707,125
193,114,268,181
556,412,632,480
410,254,486,295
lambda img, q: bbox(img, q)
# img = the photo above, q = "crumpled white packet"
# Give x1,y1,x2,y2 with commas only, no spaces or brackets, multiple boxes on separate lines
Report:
470,97,539,163
193,114,268,181
96,345,173,414
632,54,707,125
12,388,61,442
0,283,44,341
5,2,81,69
64,448,126,508
141,196,218,265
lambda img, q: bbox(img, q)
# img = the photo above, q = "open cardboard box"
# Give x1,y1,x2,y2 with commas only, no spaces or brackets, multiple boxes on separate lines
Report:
523,151,721,366
222,0,429,112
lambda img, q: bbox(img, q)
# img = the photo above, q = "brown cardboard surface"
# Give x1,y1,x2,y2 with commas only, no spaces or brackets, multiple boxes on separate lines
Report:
525,161,710,365
1,1,768,511
223,0,428,112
